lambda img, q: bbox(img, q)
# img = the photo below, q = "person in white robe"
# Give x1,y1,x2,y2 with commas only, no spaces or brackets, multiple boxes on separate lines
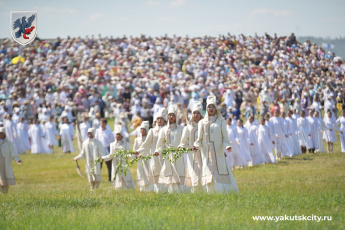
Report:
193,94,238,194
4,114,26,154
12,107,21,124
73,128,105,190
323,110,342,153
154,104,187,193
28,119,52,154
257,118,277,163
236,119,253,166
264,114,276,155
179,101,204,193
133,121,153,192
59,117,75,153
44,116,59,149
306,109,320,153
297,110,312,154
286,111,302,155
92,113,101,129
244,117,259,129
16,117,30,152
336,110,345,153
95,118,115,182
223,89,234,109
0,127,22,193
226,117,246,168
247,116,266,165
314,111,325,153
102,125,135,190
270,110,293,159
281,112,295,156
79,116,91,142
134,108,167,193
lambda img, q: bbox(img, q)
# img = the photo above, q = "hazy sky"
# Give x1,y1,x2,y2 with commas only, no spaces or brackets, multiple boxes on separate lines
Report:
1,0,345,39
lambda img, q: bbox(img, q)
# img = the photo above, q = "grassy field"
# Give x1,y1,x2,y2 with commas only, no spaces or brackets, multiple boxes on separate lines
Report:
1,119,344,229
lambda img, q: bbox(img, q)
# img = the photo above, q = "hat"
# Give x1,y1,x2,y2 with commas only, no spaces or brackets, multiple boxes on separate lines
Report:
154,107,167,122
190,101,203,122
87,128,96,137
114,125,124,137
140,121,150,132
206,94,217,108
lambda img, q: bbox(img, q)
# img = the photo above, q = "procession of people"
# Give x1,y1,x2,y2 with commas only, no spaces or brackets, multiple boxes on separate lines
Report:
1,32,345,193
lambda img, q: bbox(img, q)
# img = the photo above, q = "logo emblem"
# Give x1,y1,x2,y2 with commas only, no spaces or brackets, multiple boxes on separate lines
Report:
10,11,37,46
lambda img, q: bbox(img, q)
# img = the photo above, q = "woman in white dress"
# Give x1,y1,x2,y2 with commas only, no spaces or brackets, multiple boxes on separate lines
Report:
133,121,153,192
314,111,325,153
154,104,187,194
193,94,238,193
59,117,75,153
102,125,135,190
134,108,167,193
247,116,266,165
28,119,52,154
257,118,277,163
16,117,31,153
336,110,345,153
306,109,320,153
44,116,59,150
73,128,105,190
297,111,312,154
323,110,342,153
226,117,246,169
286,110,302,155
236,119,253,166
179,101,204,193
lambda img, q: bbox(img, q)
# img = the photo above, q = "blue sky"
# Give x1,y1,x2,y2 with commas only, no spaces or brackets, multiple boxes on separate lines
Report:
1,0,345,39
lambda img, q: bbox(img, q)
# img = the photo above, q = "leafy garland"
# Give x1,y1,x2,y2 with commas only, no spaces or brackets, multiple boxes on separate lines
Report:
91,149,154,181
161,140,192,163
91,141,192,181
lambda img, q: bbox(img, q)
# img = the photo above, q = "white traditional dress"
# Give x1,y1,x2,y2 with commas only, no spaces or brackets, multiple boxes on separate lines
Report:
4,120,26,154
236,126,252,165
28,124,51,154
307,116,320,149
0,128,21,192
247,123,266,165
102,126,135,190
136,108,166,193
133,121,153,192
336,116,345,153
323,117,340,143
194,95,238,193
74,128,105,187
59,123,75,153
179,102,204,193
316,118,325,153
80,121,91,142
226,124,246,168
257,124,277,163
297,117,312,149
156,108,186,194
286,117,302,155
194,112,238,193
270,116,293,158
44,121,59,146
282,118,294,156
16,122,31,152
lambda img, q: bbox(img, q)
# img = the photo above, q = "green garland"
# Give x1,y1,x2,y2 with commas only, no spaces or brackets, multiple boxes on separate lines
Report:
161,140,192,163
90,141,192,181
92,149,154,181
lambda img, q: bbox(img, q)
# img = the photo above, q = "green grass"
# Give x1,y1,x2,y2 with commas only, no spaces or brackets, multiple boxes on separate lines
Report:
0,118,344,229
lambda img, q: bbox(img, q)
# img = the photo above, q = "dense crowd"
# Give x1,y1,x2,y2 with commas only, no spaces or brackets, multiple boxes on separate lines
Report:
1,33,345,193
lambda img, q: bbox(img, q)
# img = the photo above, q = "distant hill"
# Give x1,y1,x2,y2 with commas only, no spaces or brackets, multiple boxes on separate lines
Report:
298,36,345,59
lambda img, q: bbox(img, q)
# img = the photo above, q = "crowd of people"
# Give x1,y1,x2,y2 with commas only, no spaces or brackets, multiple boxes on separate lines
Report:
1,32,345,193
